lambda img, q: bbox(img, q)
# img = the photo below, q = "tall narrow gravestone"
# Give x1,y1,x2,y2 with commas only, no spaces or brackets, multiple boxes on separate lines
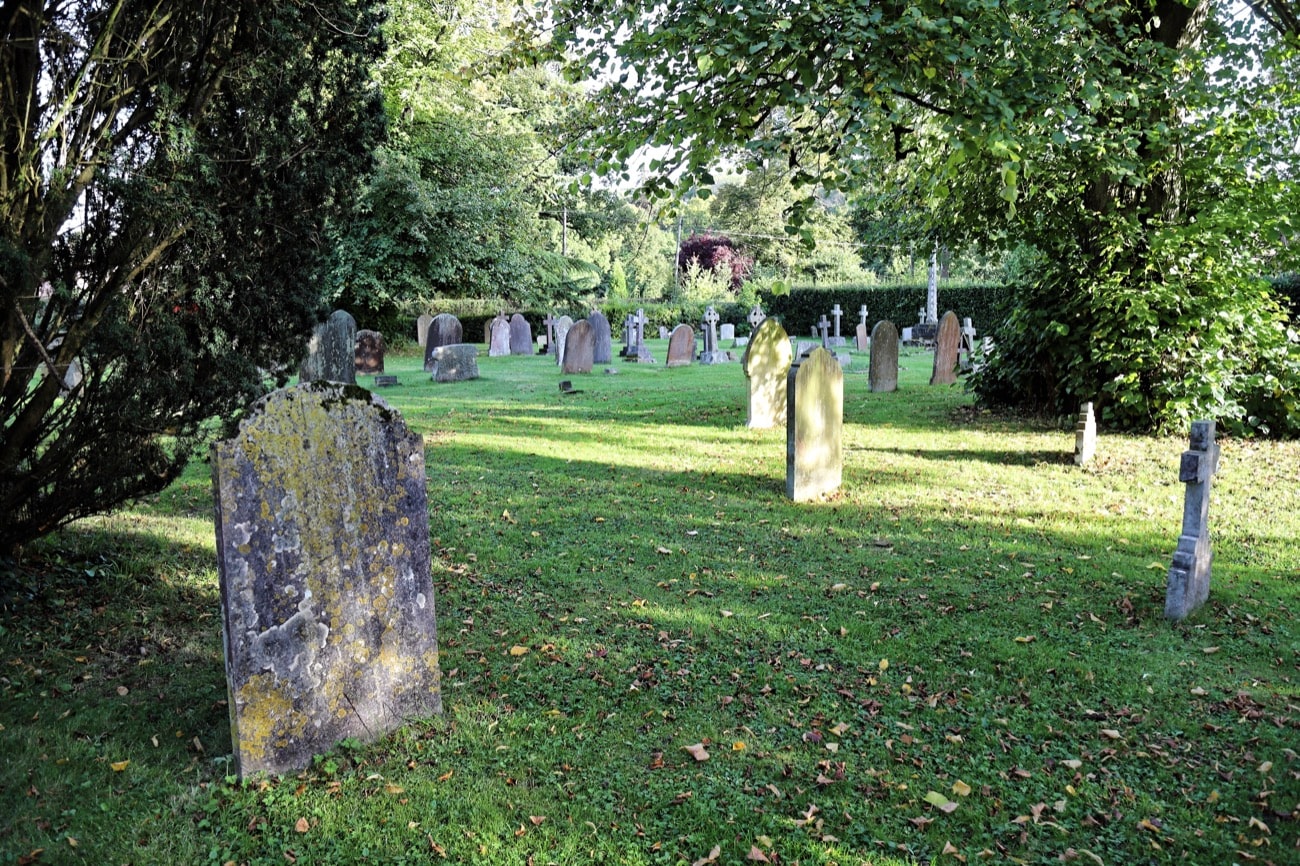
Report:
553,315,574,367
423,314,463,372
562,320,595,374
742,317,792,428
509,314,533,355
786,347,843,501
588,311,613,364
489,316,511,357
212,384,442,777
299,310,357,385
666,323,696,367
416,314,434,348
1165,421,1221,621
930,310,961,385
869,321,899,392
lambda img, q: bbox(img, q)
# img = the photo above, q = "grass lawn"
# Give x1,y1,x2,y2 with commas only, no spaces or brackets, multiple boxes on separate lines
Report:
2,341,1297,866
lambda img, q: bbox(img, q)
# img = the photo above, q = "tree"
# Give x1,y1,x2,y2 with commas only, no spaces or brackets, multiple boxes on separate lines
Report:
0,1,384,557
533,0,1300,433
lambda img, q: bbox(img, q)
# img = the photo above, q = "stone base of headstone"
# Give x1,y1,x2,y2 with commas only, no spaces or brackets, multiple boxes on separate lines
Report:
1074,402,1097,466
429,344,479,382
827,336,847,347
629,346,656,363
912,322,938,343
732,337,749,348
698,350,734,364
373,375,399,387
835,352,851,367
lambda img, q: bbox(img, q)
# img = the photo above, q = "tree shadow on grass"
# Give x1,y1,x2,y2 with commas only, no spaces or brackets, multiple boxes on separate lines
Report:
850,444,1074,467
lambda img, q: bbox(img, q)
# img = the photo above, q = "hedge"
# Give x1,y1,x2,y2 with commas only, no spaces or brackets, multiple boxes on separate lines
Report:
756,282,1013,339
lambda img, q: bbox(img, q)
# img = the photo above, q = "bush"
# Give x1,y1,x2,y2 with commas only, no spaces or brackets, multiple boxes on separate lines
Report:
757,283,1013,339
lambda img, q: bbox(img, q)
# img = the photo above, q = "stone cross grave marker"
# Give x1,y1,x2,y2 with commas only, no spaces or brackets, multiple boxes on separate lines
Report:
859,305,868,327
509,314,532,355
1074,402,1097,466
869,320,899,392
633,310,655,362
742,317,792,429
299,310,356,385
213,383,442,777
544,314,557,355
423,314,463,372
562,320,595,374
703,306,720,353
1165,421,1220,621
588,311,612,364
786,346,843,501
354,329,385,376
817,315,831,348
748,305,766,331
831,304,843,339
666,323,696,367
930,310,961,385
622,313,636,356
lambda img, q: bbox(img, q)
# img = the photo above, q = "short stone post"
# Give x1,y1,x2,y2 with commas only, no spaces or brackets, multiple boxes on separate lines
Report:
1165,420,1221,621
1074,402,1097,466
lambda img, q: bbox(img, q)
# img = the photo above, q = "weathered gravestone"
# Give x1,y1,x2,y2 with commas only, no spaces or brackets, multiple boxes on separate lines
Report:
354,329,385,376
1165,421,1221,622
742,317,792,429
429,344,479,382
829,304,846,347
869,321,900,393
423,314,463,372
748,305,766,332
1074,402,1097,466
700,306,731,364
509,314,532,355
416,314,434,348
553,315,574,367
786,347,843,501
299,310,357,385
588,311,613,364
212,383,442,777
489,316,511,357
544,314,557,355
562,320,595,374
720,323,736,342
930,310,961,385
666,323,696,367
855,322,869,352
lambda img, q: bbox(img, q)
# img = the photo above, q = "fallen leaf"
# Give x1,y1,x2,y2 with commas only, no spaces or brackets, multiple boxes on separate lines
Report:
66,838,78,848
656,546,672,555
1248,816,1270,834
720,610,734,618
732,741,746,751
1062,759,1082,770
1257,761,1273,774
384,783,404,795
830,722,850,736
1190,687,1208,696
529,816,545,826
1014,635,1035,643
924,790,959,813
437,770,453,782
1100,729,1121,740
909,816,933,829
747,846,771,862
683,743,710,762
509,645,529,657
830,583,848,592
942,841,964,859
879,659,889,672
110,760,130,772
295,818,309,833
692,844,721,866
952,779,972,797
1202,646,1220,654
116,686,129,696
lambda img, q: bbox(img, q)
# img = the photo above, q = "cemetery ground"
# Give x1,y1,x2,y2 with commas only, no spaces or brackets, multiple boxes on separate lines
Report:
2,343,1298,866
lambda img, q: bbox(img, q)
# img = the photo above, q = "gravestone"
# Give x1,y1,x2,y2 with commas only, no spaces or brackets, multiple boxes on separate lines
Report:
929,310,961,385
1165,421,1221,622
489,315,511,357
700,306,730,364
553,315,574,367
622,313,637,356
829,304,846,346
659,326,670,340
959,317,978,371
869,321,900,393
299,310,356,385
666,323,696,367
1074,402,1097,466
354,329,385,376
817,315,831,349
416,314,434,348
631,311,655,363
544,314,557,355
588,311,613,364
720,323,736,342
748,305,766,332
509,314,533,355
786,347,843,501
742,317,792,429
855,322,869,352
562,320,595,373
423,314,463,372
212,383,442,777
429,344,479,382
859,305,869,328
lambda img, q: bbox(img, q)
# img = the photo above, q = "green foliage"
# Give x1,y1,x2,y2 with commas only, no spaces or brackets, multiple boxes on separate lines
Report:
0,1,384,556
760,283,1012,339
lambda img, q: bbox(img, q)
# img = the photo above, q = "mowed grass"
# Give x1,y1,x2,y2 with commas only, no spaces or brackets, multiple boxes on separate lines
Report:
2,340,1297,866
